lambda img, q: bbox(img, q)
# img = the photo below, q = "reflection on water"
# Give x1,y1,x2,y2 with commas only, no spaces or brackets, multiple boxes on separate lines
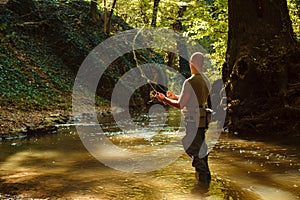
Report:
0,110,299,199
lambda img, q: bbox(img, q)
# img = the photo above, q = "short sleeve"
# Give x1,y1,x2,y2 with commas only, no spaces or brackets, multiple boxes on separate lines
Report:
181,79,193,95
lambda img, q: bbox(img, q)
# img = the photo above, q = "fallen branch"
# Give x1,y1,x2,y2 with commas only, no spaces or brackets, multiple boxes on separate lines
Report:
15,20,49,27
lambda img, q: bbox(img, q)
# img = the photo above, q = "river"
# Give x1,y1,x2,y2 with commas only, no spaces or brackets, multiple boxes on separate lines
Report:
0,110,299,199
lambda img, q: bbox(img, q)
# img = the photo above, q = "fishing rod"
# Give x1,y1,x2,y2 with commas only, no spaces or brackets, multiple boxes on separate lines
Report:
132,27,167,103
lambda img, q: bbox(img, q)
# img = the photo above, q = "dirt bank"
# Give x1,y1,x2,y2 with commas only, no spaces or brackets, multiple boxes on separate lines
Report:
0,106,70,138
0,103,114,140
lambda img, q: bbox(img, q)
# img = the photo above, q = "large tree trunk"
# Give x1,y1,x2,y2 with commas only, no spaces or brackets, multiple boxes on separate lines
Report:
223,0,300,136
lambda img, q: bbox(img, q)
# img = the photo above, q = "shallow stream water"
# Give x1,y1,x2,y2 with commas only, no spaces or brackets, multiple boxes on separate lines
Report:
0,110,299,199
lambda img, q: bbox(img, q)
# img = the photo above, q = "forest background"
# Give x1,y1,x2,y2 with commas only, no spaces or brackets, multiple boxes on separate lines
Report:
0,0,299,138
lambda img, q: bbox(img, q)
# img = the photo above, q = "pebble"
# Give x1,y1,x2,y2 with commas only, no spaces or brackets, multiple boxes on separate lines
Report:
11,142,22,147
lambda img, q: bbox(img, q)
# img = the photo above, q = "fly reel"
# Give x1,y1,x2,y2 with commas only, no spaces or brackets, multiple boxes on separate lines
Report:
148,90,158,103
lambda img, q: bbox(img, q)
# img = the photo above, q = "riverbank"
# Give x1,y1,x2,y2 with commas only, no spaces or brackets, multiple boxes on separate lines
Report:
0,101,114,140
0,106,70,139
0,0,158,141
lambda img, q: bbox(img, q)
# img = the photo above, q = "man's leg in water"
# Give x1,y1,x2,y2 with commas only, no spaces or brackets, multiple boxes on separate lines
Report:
184,123,211,185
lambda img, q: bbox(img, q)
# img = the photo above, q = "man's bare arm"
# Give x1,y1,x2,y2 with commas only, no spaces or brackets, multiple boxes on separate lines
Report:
166,91,179,100
157,92,190,109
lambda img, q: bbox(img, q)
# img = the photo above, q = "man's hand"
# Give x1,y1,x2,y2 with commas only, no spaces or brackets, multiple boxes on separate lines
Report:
156,92,165,102
166,91,178,100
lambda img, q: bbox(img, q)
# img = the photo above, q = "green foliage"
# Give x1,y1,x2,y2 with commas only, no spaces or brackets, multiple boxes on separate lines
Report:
1,0,299,111
112,0,227,78
112,0,300,78
287,0,300,41
156,0,179,27
0,0,118,110
113,0,153,27
182,0,228,70
95,95,110,106
114,0,182,28
0,35,72,109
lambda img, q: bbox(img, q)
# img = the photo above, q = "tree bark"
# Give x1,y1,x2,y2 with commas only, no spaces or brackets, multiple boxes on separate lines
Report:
106,0,117,34
223,0,300,136
151,0,160,27
176,5,189,78
90,0,98,22
103,0,107,34
168,5,189,76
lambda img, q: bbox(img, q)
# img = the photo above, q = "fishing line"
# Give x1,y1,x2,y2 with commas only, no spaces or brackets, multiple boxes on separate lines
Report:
132,27,168,99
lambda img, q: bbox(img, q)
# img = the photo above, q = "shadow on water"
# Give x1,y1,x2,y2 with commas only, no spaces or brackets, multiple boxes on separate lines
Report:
0,111,299,199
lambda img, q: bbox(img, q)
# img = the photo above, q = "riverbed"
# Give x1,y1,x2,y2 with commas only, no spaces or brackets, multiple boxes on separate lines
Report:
0,111,299,199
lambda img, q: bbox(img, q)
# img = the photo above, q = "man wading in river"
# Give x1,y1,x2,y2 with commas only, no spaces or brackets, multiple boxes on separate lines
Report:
156,52,211,186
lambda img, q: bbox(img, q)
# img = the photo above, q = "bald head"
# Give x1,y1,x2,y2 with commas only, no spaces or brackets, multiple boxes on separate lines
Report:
190,52,204,73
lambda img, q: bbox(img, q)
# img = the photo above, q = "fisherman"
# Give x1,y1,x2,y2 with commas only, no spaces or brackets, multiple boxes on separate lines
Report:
156,52,211,186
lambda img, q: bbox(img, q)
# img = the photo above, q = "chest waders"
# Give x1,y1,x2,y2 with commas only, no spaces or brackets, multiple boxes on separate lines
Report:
183,107,212,186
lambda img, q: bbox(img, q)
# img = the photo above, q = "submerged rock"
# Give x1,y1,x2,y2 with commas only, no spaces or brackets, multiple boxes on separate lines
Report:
11,142,22,147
